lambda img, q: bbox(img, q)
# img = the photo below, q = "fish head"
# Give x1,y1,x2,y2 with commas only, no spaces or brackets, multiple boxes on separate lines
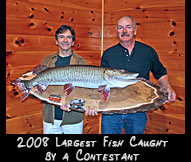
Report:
104,69,139,79
104,69,140,87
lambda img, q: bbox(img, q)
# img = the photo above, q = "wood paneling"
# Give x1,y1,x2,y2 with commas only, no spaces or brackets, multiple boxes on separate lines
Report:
104,0,185,134
6,0,102,134
6,0,102,24
104,0,185,12
6,0,185,134
6,34,101,51
6,17,101,38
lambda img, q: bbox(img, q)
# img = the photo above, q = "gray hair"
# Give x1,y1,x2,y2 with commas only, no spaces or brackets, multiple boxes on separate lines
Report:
116,16,136,31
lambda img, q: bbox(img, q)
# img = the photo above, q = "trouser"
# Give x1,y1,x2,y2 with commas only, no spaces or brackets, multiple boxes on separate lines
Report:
43,120,84,134
101,112,147,134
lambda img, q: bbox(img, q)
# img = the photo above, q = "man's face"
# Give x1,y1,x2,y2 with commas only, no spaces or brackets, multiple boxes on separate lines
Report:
56,29,74,51
117,17,136,43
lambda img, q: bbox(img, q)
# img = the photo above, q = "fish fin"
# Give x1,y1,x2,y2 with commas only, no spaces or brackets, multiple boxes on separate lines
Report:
64,83,73,91
102,87,110,101
36,84,48,93
32,64,49,75
98,85,107,92
11,79,31,101
65,85,75,96
103,70,115,86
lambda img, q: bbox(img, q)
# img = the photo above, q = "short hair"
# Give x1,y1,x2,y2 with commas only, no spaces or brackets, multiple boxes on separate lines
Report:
55,25,75,41
116,16,136,31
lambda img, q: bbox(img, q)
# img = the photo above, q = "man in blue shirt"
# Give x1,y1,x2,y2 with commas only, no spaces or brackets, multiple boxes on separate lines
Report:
101,16,176,134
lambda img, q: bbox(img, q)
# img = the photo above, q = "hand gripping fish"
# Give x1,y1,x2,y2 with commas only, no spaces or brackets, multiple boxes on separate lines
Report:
11,65,140,101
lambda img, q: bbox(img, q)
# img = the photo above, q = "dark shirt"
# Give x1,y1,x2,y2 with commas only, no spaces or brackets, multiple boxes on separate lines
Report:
54,54,72,120
101,41,167,80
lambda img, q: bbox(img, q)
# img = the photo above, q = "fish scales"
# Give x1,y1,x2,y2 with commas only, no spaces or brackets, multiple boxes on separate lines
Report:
12,65,140,101
28,65,106,88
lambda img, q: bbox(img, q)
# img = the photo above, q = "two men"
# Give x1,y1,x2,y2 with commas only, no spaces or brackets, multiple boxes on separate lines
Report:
41,15,175,134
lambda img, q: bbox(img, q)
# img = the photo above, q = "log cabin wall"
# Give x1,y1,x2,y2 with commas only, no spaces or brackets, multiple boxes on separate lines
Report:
6,0,185,134
104,0,185,134
6,0,102,134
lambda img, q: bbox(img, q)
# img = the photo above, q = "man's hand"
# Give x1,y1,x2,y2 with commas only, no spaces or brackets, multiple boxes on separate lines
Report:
60,104,71,112
85,107,98,116
165,86,176,103
158,75,176,103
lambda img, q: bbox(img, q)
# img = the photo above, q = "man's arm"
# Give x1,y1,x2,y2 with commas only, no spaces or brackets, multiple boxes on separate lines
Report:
158,74,176,102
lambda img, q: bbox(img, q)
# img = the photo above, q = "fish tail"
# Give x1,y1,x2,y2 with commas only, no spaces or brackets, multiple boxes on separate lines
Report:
11,79,31,101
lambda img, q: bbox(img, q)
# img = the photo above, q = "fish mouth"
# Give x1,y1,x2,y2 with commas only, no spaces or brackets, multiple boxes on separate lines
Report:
114,73,139,80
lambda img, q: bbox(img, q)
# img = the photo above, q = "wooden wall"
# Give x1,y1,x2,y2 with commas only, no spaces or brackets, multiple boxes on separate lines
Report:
6,0,185,134
104,0,185,134
6,0,102,134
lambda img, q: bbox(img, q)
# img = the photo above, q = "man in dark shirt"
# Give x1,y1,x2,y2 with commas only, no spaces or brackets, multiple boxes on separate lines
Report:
101,16,176,134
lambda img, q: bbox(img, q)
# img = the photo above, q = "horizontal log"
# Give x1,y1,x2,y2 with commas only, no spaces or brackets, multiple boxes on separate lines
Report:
104,21,184,38
6,90,42,118
159,55,185,71
172,86,185,101
6,34,101,51
159,102,185,115
6,50,101,67
6,111,43,134
103,38,185,55
6,0,101,25
105,0,185,12
167,70,185,88
28,0,102,11
76,51,101,66
6,17,101,38
149,70,185,88
146,111,185,134
105,6,184,24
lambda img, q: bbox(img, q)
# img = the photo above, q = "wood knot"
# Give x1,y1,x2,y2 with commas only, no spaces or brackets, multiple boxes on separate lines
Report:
6,51,13,57
47,27,52,32
29,22,35,26
44,8,49,12
172,21,177,26
169,31,175,37
173,41,177,45
15,38,25,47
177,97,183,101
159,106,166,111
6,115,11,119
29,14,34,19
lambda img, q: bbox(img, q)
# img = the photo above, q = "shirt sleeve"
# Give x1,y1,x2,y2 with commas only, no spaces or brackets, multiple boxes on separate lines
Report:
151,49,167,80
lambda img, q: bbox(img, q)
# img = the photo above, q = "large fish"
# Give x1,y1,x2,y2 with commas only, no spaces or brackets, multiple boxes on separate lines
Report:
12,65,140,101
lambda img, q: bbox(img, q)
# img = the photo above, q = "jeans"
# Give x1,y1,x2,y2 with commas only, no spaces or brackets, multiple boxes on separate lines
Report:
101,112,147,134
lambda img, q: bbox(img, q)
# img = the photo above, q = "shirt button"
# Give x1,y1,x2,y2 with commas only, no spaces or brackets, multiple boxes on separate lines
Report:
125,50,127,52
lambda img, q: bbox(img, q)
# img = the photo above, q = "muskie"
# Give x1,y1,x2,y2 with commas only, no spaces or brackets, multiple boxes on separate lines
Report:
12,65,140,101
